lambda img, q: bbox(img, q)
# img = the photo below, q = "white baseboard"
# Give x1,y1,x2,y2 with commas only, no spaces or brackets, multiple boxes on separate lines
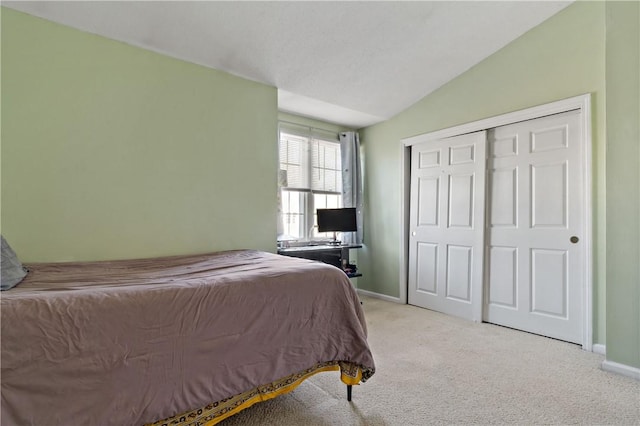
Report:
601,359,640,380
357,288,402,303
592,344,606,355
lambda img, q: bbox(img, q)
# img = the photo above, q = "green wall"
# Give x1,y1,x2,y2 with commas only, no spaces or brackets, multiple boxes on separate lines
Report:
1,8,278,262
360,2,608,342
605,1,639,369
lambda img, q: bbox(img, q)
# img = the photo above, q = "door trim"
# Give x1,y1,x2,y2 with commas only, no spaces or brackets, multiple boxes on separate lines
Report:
399,93,593,350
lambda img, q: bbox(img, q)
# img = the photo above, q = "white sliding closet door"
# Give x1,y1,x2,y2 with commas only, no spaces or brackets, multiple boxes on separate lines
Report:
408,132,486,322
484,110,584,344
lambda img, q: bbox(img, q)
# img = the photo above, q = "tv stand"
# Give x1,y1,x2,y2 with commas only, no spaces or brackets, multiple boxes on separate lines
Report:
277,244,362,278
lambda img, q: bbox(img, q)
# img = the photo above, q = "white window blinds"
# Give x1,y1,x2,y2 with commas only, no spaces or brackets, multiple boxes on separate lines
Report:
279,124,341,193
279,131,308,189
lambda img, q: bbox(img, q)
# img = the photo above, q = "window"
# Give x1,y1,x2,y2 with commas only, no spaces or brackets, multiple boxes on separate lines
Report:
278,124,342,241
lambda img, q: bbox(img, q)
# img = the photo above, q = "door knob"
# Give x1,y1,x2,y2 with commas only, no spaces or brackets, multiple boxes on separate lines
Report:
570,236,579,244
412,231,417,236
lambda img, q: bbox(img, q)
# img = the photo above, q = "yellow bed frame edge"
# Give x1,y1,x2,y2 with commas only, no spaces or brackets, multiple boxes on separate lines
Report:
147,360,367,426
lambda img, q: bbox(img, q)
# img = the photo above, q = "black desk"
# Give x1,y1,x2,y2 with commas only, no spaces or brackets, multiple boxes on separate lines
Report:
277,244,362,278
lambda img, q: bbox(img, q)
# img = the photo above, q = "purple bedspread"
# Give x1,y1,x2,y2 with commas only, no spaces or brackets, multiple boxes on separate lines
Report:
1,250,375,425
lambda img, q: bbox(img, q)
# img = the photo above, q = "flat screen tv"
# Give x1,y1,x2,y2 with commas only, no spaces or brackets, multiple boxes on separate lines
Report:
317,208,357,233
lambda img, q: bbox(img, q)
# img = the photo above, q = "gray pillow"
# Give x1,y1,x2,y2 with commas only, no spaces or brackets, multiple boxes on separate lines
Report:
1,236,29,291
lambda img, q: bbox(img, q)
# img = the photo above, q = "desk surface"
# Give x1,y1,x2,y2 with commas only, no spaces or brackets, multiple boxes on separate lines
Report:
278,244,362,253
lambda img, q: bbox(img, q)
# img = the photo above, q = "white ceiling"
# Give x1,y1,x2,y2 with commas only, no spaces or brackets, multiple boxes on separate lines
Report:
4,1,572,128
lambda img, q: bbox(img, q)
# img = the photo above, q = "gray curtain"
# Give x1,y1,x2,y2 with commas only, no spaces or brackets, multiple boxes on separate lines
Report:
276,169,286,240
340,131,363,244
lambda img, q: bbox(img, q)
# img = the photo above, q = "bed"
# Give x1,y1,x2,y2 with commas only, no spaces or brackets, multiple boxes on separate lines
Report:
0,249,375,425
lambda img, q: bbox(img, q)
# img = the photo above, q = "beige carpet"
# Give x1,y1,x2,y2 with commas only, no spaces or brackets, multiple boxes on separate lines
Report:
221,296,640,425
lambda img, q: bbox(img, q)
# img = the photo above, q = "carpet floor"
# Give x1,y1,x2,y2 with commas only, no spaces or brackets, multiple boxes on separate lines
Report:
221,296,639,425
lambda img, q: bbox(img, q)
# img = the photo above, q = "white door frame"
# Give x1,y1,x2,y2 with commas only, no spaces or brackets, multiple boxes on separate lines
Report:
399,93,593,351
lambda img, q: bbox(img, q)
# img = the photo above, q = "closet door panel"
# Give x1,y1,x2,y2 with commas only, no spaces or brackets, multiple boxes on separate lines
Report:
408,131,486,321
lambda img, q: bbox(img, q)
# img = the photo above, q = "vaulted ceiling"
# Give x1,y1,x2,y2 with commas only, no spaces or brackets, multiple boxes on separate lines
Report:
4,1,572,128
